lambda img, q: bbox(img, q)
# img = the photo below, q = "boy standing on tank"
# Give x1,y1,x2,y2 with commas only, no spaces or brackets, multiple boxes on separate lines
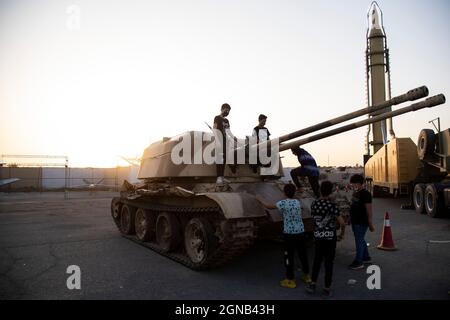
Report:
257,183,311,288
306,181,344,298
252,114,271,143
213,103,236,184
251,114,271,172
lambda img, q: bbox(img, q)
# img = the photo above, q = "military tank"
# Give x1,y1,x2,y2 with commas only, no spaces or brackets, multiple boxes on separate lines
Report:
111,87,444,270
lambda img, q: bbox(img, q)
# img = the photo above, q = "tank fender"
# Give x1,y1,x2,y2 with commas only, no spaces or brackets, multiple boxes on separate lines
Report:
203,192,268,219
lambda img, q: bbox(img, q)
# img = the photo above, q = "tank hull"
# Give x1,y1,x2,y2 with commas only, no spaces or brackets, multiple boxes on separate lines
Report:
111,180,316,269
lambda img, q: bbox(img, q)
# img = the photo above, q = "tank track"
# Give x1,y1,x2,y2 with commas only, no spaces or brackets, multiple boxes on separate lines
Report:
112,197,256,270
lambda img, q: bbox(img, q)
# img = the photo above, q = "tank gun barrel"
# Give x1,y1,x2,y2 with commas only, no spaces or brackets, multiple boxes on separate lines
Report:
276,86,429,144
279,94,446,152
248,86,429,154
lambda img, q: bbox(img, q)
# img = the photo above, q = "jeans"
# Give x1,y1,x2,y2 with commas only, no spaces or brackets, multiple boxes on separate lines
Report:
216,141,237,177
311,239,336,288
283,233,310,280
290,167,320,198
352,224,370,263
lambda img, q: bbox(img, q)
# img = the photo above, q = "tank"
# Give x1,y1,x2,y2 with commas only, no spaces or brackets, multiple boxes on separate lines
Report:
110,88,444,270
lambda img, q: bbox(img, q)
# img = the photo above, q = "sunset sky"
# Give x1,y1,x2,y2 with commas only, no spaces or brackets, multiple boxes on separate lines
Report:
0,0,448,168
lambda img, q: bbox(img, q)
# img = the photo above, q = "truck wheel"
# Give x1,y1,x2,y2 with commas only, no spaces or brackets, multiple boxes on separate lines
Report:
413,184,426,214
155,212,181,252
111,198,122,227
184,218,217,265
417,129,435,160
424,184,443,218
135,208,154,242
120,204,136,235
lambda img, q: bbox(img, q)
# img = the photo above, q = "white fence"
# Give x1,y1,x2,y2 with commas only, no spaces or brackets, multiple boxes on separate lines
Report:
0,166,138,191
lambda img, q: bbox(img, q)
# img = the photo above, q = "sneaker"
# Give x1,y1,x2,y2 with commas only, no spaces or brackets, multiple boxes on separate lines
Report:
301,274,312,284
348,261,365,270
321,288,333,299
305,283,316,294
280,279,297,289
216,177,230,184
363,257,372,264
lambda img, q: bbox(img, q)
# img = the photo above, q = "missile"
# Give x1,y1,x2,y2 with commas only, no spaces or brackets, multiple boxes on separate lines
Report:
366,1,393,155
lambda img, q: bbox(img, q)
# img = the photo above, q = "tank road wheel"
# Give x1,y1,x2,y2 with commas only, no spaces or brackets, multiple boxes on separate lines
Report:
413,184,426,214
417,129,435,160
111,198,122,228
425,184,443,218
134,208,155,242
155,212,181,252
184,218,218,265
120,205,136,235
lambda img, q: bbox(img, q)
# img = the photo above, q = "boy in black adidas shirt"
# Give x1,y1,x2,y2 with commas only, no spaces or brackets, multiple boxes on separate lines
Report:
306,181,344,298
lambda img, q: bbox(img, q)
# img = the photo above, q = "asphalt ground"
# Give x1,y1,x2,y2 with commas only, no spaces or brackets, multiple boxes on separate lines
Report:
1,191,449,300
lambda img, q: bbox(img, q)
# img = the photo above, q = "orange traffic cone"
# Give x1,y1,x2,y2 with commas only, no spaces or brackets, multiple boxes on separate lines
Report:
377,212,397,251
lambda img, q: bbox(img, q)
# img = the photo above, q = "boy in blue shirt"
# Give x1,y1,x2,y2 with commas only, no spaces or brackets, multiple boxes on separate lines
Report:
257,183,311,288
290,147,320,198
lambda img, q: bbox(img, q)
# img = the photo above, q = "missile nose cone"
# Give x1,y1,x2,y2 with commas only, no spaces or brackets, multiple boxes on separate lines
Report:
368,1,383,31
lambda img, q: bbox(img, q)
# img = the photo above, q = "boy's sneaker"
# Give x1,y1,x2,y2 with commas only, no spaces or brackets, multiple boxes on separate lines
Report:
280,279,296,289
216,177,230,184
363,257,372,264
348,261,365,270
301,274,312,284
321,288,333,299
305,283,316,294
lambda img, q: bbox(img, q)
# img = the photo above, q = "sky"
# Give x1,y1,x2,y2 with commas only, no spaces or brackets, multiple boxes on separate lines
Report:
0,0,449,168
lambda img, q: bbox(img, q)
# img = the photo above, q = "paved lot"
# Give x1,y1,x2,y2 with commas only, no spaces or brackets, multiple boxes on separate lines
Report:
0,191,449,300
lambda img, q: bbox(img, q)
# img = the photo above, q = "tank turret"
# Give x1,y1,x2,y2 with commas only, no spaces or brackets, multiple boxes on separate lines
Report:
138,86,431,181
